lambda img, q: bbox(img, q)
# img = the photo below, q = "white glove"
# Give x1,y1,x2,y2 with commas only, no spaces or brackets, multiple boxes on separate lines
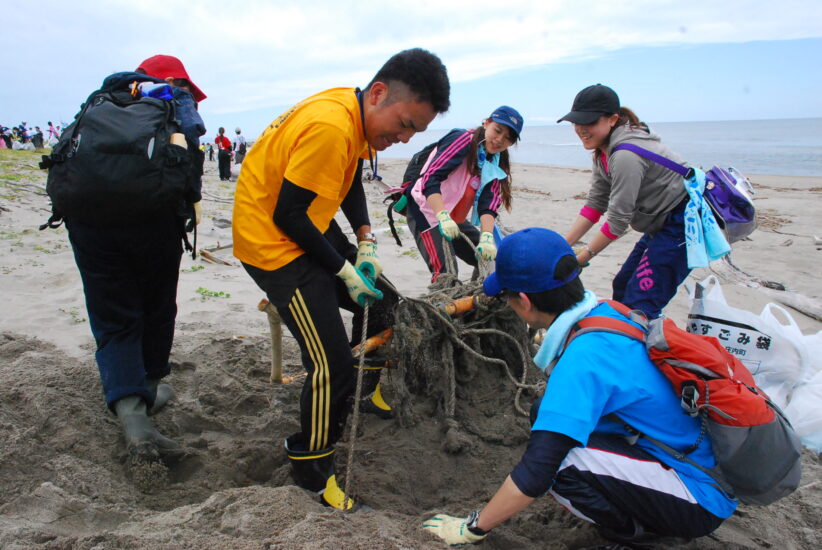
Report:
336,261,383,307
436,210,460,241
355,240,382,283
476,231,496,261
422,514,486,546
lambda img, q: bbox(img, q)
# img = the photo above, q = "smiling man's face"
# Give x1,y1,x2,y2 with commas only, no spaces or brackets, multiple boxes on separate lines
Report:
364,81,436,151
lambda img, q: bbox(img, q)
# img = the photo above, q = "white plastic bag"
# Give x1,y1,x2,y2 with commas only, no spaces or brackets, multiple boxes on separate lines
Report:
784,330,822,450
687,276,810,409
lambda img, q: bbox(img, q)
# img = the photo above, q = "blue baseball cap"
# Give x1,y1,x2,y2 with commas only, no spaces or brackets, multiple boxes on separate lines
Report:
489,105,523,140
483,227,580,297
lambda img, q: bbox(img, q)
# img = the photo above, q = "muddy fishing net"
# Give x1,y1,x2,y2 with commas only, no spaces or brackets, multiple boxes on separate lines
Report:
373,239,547,453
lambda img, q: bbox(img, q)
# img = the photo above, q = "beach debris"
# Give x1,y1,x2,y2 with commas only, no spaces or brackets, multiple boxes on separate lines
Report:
710,255,822,321
258,298,284,384
199,247,233,265
759,288,822,323
213,218,232,228
781,239,793,247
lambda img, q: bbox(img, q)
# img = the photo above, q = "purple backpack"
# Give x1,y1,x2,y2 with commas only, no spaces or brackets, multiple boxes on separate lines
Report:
613,143,756,243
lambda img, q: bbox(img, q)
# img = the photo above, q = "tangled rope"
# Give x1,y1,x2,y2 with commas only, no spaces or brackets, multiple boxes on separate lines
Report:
341,231,545,507
343,303,370,511
387,232,544,450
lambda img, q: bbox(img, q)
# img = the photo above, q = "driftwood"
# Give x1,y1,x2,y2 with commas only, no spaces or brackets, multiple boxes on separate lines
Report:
198,248,233,265
709,255,822,322
257,298,285,384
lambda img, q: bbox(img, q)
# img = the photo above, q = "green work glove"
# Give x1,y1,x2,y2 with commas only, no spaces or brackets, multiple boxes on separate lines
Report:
422,514,486,546
436,210,460,241
476,231,497,261
355,240,382,283
337,261,383,307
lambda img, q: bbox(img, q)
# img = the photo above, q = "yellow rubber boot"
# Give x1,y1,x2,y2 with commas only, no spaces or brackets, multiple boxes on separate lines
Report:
363,383,393,419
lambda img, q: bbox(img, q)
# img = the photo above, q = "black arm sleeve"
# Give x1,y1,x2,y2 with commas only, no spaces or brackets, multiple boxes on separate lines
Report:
340,159,370,233
510,430,579,498
274,178,347,273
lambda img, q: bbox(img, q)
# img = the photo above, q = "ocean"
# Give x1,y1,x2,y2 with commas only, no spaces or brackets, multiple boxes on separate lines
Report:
379,118,822,177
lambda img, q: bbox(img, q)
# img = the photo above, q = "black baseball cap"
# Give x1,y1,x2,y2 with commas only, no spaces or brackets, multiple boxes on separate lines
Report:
557,84,620,125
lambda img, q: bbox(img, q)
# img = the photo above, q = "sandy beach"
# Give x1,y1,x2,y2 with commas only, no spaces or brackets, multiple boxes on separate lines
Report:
0,149,819,549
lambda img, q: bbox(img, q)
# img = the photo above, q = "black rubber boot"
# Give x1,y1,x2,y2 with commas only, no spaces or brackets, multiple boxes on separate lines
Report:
114,395,183,461
146,378,175,416
285,434,357,510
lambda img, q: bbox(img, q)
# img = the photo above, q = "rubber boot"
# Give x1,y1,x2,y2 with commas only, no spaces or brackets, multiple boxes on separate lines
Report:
356,360,393,419
114,395,183,461
146,378,175,416
285,434,356,510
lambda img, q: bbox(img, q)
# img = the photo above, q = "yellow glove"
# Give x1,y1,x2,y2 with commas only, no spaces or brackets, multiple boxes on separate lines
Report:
436,210,460,241
422,513,486,546
336,261,383,307
355,240,382,283
572,245,590,268
476,231,497,261
193,201,202,225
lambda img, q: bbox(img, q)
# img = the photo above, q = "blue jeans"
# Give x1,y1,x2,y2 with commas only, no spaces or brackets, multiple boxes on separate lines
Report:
612,202,690,319
67,216,183,410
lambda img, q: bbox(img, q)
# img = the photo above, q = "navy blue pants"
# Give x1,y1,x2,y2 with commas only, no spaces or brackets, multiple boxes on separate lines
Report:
67,216,183,410
612,201,690,319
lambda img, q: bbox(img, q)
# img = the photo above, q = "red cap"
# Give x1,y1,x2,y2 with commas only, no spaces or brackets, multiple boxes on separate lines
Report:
137,55,206,102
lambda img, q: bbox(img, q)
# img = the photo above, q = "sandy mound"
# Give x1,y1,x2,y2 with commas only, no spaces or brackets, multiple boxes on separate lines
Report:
0,151,819,549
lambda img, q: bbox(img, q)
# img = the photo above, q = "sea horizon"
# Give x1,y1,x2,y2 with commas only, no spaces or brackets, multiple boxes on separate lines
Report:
379,117,822,177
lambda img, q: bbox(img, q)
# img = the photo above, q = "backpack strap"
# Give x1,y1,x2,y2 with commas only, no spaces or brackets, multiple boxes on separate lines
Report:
606,413,735,498
612,143,693,179
561,299,648,350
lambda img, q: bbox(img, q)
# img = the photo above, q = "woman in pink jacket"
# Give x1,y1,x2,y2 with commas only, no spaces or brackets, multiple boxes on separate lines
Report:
402,106,522,282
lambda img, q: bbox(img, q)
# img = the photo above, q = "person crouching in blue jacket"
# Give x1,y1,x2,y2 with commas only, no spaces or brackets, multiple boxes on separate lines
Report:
423,227,736,547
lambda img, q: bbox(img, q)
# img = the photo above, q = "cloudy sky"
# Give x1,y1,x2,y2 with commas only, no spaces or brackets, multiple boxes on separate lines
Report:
3,0,821,139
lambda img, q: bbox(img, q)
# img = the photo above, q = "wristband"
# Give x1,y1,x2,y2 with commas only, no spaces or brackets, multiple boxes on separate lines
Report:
466,509,488,536
585,246,597,258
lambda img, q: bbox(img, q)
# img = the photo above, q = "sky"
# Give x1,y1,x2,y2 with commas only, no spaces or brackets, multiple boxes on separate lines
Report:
3,0,822,139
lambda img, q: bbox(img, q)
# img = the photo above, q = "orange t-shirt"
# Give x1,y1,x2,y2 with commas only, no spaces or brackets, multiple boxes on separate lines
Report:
232,88,368,271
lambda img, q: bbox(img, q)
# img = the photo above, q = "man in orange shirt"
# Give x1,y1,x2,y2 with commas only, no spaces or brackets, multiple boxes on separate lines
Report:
233,48,450,509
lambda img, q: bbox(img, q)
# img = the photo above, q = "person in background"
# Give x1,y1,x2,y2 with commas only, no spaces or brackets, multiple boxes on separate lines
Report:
233,47,450,510
558,84,690,319
47,121,60,146
64,54,207,471
206,142,214,162
423,227,735,547
233,127,247,164
403,105,522,282
215,127,232,180
32,126,44,149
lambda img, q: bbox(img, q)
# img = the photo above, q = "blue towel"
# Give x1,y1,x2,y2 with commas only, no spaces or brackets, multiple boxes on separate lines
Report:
533,290,599,372
683,169,731,268
471,147,508,225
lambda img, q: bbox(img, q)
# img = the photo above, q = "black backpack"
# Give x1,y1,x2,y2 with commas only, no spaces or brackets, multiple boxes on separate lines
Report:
39,87,192,229
385,141,437,246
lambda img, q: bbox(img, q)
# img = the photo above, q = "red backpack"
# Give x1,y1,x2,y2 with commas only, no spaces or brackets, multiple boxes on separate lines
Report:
564,300,802,506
